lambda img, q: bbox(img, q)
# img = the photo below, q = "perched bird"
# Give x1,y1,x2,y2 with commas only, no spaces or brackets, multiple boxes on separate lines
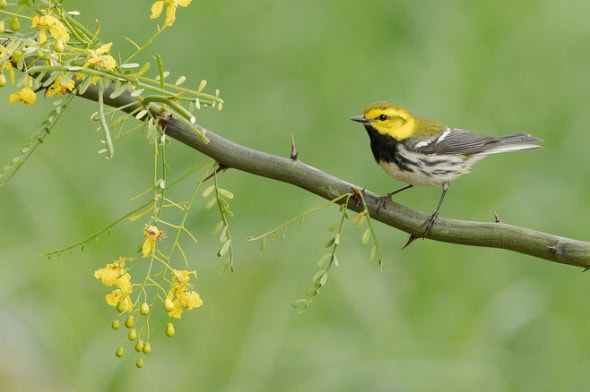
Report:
351,101,542,235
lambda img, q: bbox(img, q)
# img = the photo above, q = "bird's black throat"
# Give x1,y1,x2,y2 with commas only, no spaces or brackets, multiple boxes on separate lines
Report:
364,125,415,172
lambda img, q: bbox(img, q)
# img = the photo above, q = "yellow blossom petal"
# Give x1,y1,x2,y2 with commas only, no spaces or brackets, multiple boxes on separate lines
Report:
44,15,70,43
31,14,41,29
95,42,113,54
168,297,184,319
46,76,75,97
150,1,164,19
164,3,178,26
106,288,124,306
4,63,15,85
8,87,37,105
141,225,164,257
180,290,203,309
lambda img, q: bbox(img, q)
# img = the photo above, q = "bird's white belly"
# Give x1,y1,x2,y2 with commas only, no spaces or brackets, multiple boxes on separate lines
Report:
378,149,483,186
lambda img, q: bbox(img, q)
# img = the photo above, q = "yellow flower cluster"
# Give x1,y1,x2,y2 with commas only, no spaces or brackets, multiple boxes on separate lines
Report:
8,86,36,105
31,14,70,45
94,257,133,312
166,269,203,318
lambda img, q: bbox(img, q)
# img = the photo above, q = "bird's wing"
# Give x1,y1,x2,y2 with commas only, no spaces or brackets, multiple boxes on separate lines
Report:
410,128,496,155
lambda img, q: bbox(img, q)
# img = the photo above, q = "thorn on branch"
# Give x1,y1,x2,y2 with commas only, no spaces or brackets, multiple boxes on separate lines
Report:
203,163,228,182
158,113,175,133
401,234,418,250
350,187,367,207
493,210,501,223
547,242,560,256
290,133,298,161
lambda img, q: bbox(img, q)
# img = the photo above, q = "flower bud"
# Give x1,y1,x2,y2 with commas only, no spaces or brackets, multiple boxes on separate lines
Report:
140,302,150,316
125,315,135,328
164,297,175,312
10,17,19,32
142,342,152,355
165,322,175,337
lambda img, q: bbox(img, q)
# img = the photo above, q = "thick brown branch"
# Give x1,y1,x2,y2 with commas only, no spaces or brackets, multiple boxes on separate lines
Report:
78,85,590,269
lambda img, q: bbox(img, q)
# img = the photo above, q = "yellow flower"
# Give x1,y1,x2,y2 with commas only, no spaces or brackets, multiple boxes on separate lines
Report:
141,224,165,257
150,0,192,27
31,14,70,44
84,42,117,71
106,289,133,312
95,258,134,310
165,269,203,318
94,257,127,286
47,76,75,97
8,87,36,105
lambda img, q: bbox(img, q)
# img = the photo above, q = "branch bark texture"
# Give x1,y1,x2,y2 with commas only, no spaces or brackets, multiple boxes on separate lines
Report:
78,85,590,269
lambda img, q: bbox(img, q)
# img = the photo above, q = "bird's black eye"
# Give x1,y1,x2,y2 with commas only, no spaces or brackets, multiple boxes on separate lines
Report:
378,114,388,121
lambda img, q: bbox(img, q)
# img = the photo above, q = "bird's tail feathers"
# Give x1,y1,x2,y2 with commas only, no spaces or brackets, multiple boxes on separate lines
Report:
484,133,542,155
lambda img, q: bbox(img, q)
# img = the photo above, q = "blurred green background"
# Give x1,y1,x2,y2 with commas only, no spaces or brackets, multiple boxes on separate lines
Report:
2,0,590,391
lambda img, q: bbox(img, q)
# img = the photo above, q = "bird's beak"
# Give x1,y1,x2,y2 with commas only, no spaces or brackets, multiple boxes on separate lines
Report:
350,115,369,124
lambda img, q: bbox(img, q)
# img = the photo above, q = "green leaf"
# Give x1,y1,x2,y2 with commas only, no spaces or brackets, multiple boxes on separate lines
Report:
324,238,335,248
259,237,266,250
204,197,217,210
317,254,331,269
218,188,234,200
219,225,228,242
334,233,340,246
328,222,339,232
218,239,231,257
312,270,327,285
291,299,308,309
202,185,215,198
211,220,224,236
109,82,129,99
361,228,371,245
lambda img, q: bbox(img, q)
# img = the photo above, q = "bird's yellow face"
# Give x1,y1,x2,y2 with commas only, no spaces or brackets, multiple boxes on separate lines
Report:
359,102,416,141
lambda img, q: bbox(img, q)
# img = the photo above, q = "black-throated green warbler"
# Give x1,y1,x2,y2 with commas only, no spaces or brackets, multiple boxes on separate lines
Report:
351,101,542,234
